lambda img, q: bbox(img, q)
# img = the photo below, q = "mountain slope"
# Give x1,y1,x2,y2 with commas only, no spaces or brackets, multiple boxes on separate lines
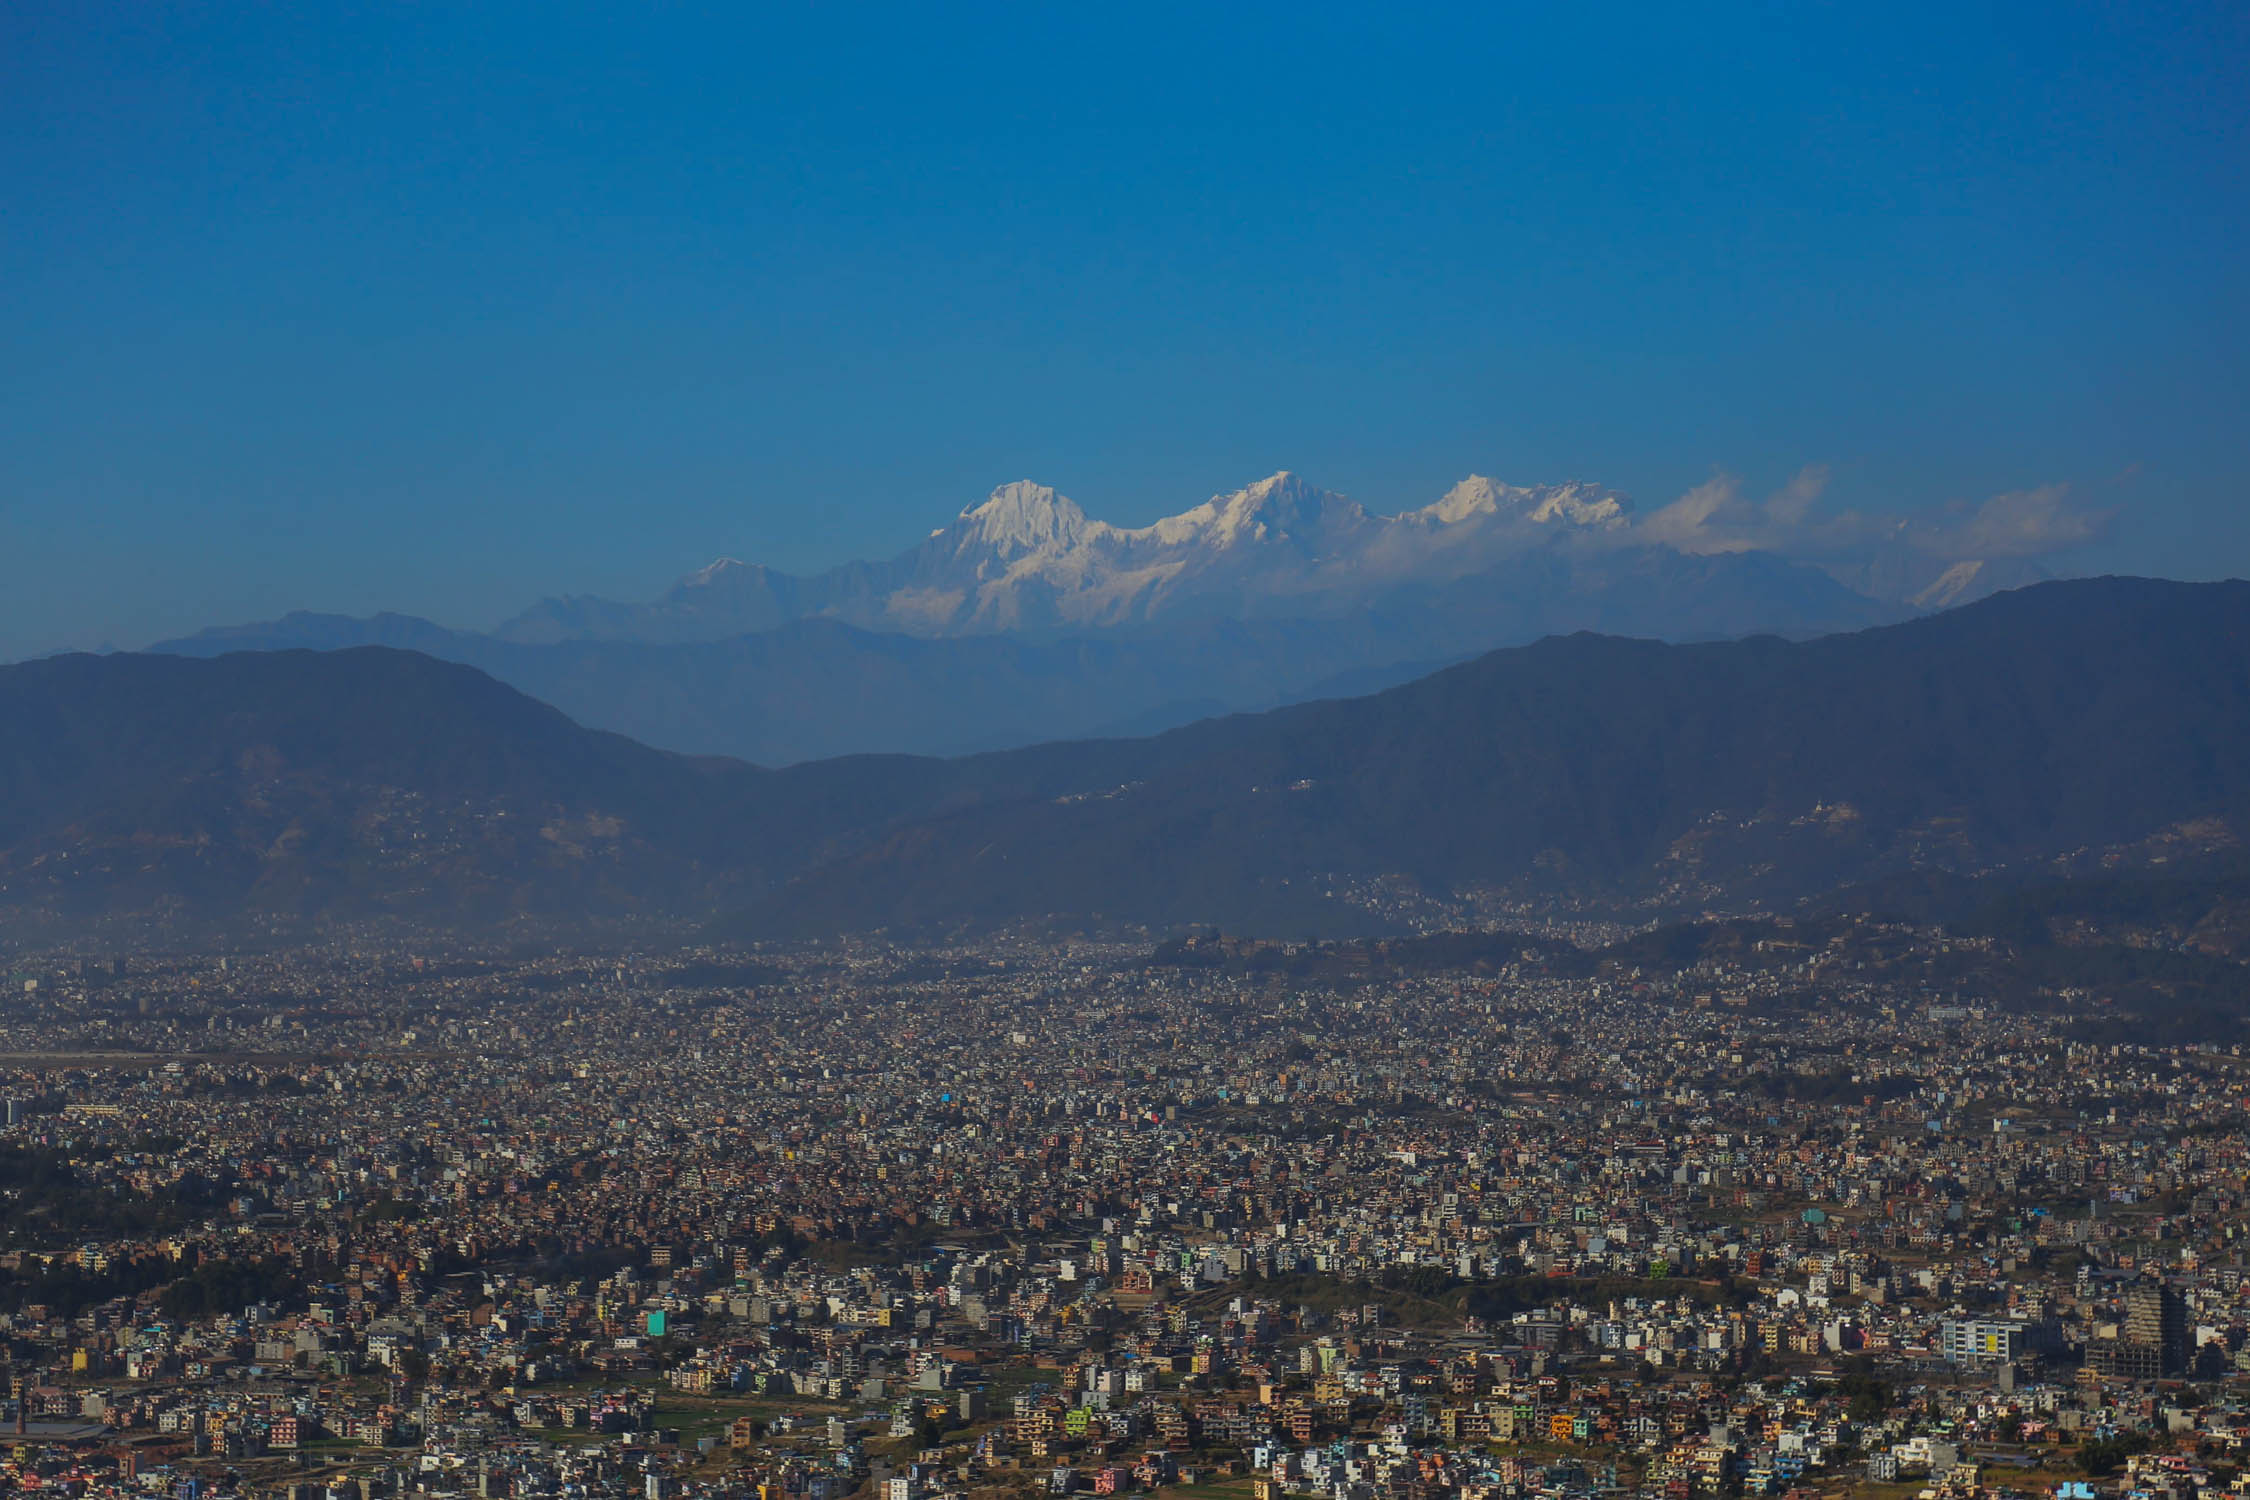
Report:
152,544,1898,764
147,613,1493,764
0,649,769,930
733,577,2250,935
13,579,2246,941
0,649,1169,930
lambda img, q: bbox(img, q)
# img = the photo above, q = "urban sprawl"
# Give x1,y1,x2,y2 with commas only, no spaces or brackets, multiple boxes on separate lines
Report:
0,929,2244,1500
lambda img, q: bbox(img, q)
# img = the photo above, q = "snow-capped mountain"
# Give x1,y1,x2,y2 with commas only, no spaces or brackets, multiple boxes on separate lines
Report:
159,466,2070,762
143,467,2082,765
493,470,1657,644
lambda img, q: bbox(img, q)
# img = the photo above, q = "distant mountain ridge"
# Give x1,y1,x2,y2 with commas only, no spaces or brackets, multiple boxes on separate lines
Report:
148,613,1469,765
151,470,1927,763
150,543,1896,765
15,578,2250,941
487,470,1881,645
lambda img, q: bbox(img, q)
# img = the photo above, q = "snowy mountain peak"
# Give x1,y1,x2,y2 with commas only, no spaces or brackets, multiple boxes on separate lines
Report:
680,557,751,589
496,466,1766,648
1908,560,1989,611
1416,477,1631,529
1231,470,1330,521
952,480,1091,558
1525,482,1631,528
1423,476,1511,524
1158,470,1362,549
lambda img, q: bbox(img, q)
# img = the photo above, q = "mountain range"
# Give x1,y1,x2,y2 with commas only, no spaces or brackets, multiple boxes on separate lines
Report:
11,577,2246,943
490,472,1647,642
146,471,1993,764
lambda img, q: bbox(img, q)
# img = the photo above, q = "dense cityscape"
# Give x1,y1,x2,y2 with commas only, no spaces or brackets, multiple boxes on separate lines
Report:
10,14,2245,1500
0,930,2242,1500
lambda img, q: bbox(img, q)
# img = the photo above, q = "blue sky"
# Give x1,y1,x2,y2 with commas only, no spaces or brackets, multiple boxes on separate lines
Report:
3,2,2245,654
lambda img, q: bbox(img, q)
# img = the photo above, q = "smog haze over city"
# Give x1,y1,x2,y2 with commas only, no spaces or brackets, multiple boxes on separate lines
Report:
3,12,2250,1500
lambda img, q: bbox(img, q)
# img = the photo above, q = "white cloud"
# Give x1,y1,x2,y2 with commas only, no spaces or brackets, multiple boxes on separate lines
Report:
1904,484,2106,560
1637,466,1836,556
1763,464,1829,528
1632,468,2108,568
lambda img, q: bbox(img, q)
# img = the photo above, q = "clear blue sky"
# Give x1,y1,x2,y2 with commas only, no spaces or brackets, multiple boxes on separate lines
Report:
3,2,2245,654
